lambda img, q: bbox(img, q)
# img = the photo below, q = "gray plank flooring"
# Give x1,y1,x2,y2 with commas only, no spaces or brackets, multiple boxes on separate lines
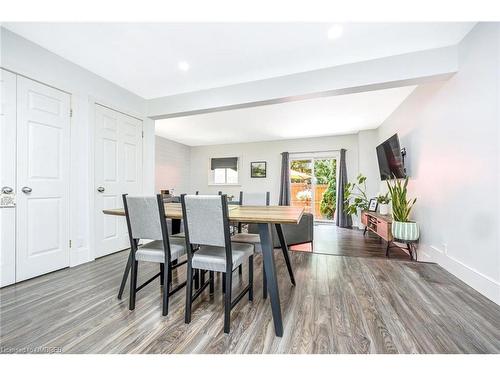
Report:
1,249,499,354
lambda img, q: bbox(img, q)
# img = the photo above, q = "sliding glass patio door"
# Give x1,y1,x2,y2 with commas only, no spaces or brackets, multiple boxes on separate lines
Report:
289,153,338,222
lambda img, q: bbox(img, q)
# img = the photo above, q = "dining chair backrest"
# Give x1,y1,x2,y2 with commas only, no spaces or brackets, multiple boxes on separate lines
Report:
180,194,230,248
240,191,270,206
122,195,166,241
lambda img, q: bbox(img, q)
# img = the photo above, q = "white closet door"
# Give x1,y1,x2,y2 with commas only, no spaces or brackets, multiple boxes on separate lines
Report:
0,69,17,287
16,76,71,281
94,104,143,258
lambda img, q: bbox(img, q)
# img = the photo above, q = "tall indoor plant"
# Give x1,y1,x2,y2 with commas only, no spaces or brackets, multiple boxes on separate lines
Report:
343,174,369,216
387,176,419,241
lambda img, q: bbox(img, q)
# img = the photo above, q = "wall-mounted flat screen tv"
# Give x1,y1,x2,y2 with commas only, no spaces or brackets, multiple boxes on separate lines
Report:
376,134,406,180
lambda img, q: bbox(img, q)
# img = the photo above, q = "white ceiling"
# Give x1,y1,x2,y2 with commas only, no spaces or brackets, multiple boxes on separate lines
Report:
3,22,473,99
155,85,417,146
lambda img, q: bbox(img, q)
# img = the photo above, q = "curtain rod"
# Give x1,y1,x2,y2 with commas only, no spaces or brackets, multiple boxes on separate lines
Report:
284,149,343,155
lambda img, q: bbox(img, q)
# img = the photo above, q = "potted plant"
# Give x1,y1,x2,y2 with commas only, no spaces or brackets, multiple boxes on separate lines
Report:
376,193,391,215
387,176,419,241
344,174,369,217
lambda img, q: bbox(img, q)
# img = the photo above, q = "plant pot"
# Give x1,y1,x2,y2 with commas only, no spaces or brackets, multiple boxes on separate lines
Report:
392,221,419,241
379,203,389,215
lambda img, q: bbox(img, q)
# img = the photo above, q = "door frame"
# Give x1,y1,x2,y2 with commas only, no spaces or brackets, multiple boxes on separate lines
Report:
289,151,339,222
88,98,144,261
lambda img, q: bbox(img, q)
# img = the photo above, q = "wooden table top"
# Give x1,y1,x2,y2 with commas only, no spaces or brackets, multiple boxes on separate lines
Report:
103,203,304,224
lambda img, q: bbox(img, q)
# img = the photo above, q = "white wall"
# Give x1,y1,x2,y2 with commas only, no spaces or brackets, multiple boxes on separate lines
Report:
357,129,381,199
188,134,359,207
155,130,378,228
377,23,500,304
1,28,153,266
155,136,191,194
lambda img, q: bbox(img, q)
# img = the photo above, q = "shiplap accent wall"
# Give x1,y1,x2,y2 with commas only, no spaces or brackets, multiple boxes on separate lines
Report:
155,136,191,195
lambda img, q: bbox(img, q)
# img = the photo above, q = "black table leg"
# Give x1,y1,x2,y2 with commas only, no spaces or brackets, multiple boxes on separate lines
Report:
118,244,135,300
258,223,283,337
275,223,296,286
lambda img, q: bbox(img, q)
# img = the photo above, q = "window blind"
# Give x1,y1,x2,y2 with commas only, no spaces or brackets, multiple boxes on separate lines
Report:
210,157,238,171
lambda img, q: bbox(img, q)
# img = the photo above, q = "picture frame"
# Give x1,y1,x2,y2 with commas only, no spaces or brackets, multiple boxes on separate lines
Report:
368,198,378,212
250,161,267,178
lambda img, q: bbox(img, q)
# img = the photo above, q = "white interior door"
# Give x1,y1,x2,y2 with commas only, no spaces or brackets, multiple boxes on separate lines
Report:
16,76,71,282
94,104,143,258
0,69,17,287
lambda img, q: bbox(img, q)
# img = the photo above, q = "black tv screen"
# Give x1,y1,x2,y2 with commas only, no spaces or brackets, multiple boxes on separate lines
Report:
376,134,406,180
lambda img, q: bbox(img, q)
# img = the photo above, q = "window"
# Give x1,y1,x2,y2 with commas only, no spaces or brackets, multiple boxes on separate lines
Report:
209,157,239,185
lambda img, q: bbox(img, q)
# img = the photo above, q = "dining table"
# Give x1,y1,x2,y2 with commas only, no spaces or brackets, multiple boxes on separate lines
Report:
103,202,304,337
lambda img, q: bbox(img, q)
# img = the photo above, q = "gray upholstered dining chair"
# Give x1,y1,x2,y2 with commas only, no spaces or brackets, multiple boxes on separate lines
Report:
231,191,295,298
123,194,188,316
181,194,254,334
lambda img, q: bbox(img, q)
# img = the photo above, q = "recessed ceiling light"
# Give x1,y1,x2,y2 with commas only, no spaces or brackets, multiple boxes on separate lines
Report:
327,25,343,40
178,61,190,71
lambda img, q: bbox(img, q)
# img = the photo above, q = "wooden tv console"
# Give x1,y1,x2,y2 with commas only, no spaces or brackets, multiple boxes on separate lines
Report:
361,211,393,242
361,211,416,260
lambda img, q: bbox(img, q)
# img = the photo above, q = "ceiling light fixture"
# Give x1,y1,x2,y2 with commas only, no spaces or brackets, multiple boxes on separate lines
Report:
327,25,343,40
178,61,190,71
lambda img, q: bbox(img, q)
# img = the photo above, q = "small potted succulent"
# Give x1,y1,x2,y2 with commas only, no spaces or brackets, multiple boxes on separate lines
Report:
387,176,419,241
376,193,391,215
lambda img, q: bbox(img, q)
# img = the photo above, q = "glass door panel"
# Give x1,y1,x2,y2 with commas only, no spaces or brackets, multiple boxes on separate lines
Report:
313,158,337,222
290,159,313,215
290,156,337,222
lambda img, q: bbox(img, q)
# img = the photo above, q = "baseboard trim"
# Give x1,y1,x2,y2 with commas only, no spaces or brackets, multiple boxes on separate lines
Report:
424,245,500,305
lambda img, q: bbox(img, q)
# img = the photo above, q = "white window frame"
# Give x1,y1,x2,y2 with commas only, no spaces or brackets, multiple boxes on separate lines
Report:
208,156,240,186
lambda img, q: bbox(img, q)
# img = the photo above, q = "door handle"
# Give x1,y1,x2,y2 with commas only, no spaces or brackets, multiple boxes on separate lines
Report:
97,187,105,193
21,186,32,194
1,186,13,194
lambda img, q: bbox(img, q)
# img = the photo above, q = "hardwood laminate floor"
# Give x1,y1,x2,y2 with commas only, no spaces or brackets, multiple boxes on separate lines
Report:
1,250,499,354
292,225,410,260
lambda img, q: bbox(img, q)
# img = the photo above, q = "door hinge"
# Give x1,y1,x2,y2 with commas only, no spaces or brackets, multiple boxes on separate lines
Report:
70,108,73,117
69,240,72,248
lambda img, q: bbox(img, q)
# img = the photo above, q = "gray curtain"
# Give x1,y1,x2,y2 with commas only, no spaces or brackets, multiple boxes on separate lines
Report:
336,149,352,228
278,152,290,206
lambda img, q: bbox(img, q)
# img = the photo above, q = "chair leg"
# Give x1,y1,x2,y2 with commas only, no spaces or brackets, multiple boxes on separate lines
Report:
238,264,242,276
160,263,164,286
222,273,226,294
209,271,215,294
185,262,193,324
129,260,138,310
200,269,205,285
224,271,232,334
248,256,254,301
168,262,173,285
162,263,170,316
262,263,267,299
194,269,200,289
